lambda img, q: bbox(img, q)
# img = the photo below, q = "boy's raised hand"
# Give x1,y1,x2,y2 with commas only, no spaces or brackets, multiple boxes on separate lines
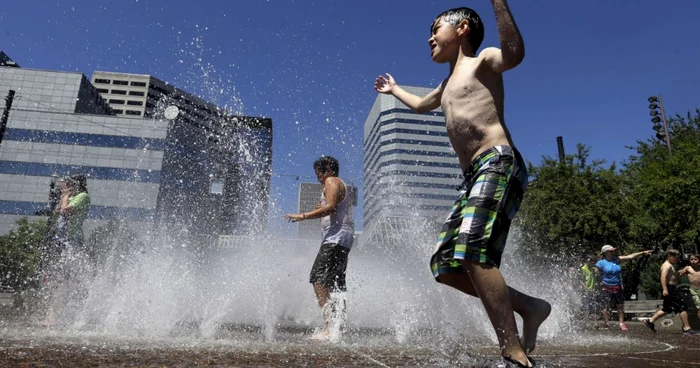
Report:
374,73,396,94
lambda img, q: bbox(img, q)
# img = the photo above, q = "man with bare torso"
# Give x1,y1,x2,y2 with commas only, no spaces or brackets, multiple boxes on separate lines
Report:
643,249,693,334
374,2,550,367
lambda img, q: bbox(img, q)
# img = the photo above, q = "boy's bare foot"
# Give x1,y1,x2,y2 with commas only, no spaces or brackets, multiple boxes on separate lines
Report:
520,298,551,354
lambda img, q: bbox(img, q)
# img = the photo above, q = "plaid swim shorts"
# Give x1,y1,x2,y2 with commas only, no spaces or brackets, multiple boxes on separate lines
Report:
430,145,527,278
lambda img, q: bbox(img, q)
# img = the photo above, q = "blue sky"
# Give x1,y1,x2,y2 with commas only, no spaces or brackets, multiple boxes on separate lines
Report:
1,1,699,233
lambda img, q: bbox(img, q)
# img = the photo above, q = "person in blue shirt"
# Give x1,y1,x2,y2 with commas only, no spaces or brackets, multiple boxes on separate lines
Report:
595,244,653,331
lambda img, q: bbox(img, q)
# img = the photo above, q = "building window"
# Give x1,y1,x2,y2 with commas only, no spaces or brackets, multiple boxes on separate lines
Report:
210,179,224,195
96,88,109,93
94,78,110,84
112,109,124,114
112,80,128,85
109,99,125,104
127,100,144,106
128,91,145,96
125,110,142,116
131,81,147,87
111,89,127,95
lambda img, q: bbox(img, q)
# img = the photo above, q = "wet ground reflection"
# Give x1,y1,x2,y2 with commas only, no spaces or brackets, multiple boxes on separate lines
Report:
1,322,699,367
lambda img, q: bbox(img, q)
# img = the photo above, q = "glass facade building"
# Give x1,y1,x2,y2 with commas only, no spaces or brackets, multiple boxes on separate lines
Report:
0,57,273,238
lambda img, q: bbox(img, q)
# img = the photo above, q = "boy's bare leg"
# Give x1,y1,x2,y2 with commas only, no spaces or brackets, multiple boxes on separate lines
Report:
438,264,551,358
312,283,331,339
647,309,667,323
601,308,610,327
679,311,691,330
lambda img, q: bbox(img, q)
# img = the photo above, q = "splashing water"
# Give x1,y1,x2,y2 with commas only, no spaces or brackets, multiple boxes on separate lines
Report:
1,33,654,368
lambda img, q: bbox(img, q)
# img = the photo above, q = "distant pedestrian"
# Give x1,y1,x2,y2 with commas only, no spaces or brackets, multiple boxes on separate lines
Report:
580,255,601,328
595,245,652,331
643,249,693,334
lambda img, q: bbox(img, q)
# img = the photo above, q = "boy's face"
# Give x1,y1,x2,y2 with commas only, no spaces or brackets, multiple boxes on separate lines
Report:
690,256,699,266
315,168,331,184
428,18,460,63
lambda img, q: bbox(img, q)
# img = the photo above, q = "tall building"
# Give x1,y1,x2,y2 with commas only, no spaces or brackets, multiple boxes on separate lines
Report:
297,182,322,239
0,55,273,238
91,71,223,123
296,182,357,240
155,113,272,237
0,51,19,68
362,86,461,235
0,64,165,235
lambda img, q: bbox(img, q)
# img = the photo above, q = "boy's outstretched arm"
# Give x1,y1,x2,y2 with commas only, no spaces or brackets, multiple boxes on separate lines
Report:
375,73,442,114
480,0,525,72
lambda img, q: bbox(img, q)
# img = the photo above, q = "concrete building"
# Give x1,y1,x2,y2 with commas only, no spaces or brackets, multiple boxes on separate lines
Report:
91,71,223,123
297,182,323,239
0,55,273,238
0,65,165,235
362,86,461,231
0,51,19,68
155,113,272,237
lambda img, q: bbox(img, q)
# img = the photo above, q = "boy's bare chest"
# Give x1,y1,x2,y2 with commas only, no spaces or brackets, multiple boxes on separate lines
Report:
442,70,482,101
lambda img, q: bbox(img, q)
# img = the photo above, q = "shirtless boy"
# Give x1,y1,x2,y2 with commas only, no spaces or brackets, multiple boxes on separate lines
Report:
374,2,550,366
643,249,692,334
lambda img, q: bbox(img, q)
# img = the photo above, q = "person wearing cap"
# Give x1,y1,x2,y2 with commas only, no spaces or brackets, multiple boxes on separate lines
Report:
595,245,653,331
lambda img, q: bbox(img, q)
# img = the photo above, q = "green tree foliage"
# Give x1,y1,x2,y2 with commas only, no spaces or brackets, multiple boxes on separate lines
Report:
624,109,700,254
0,218,46,291
515,144,632,259
515,109,700,299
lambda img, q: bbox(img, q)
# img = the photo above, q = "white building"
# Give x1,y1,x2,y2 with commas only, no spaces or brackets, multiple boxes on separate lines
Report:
363,86,461,231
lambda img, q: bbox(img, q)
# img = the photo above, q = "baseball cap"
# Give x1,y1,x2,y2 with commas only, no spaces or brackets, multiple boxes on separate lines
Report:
600,245,616,253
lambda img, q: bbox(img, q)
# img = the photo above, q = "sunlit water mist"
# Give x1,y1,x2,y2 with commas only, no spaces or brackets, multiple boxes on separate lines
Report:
5,32,602,360
29,213,585,349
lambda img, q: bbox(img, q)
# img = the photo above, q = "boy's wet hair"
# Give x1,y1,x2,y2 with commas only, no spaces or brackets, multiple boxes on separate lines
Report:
313,156,340,176
432,7,484,53
665,248,680,259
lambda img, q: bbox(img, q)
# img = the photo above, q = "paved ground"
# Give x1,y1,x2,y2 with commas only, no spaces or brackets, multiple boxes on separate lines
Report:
0,322,698,367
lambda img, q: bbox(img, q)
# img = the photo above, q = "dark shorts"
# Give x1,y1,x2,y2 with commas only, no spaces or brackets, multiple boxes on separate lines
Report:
599,285,624,309
663,285,689,314
431,145,527,278
679,287,696,310
309,243,349,292
582,290,601,312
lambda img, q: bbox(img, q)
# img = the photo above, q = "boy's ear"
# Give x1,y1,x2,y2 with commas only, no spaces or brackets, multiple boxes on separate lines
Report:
457,19,470,37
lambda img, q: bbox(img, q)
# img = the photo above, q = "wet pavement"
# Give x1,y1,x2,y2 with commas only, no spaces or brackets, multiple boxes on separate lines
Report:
0,322,699,367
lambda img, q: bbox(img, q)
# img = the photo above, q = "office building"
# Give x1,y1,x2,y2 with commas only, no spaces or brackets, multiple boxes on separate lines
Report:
362,86,461,238
0,54,273,238
91,71,223,123
0,65,165,235
155,113,272,237
0,51,19,68
297,182,323,239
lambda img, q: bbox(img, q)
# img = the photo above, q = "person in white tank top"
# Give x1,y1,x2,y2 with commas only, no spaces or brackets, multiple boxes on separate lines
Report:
284,156,353,341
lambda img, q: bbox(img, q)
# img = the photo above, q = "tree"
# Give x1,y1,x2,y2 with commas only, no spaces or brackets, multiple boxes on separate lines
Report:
0,218,46,291
515,144,633,259
624,109,700,255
